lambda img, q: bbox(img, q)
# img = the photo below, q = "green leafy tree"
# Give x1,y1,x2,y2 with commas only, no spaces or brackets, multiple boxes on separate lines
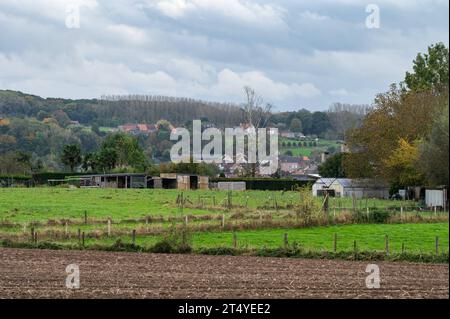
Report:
61,144,82,172
405,42,449,92
102,133,148,170
418,103,449,186
318,153,347,178
289,118,302,132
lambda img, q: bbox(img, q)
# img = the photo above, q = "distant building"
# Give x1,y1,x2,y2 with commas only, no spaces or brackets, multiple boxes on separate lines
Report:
77,173,209,190
312,178,389,199
279,156,309,174
118,123,157,135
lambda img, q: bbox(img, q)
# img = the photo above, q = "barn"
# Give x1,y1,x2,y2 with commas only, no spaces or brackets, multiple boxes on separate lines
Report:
78,173,209,190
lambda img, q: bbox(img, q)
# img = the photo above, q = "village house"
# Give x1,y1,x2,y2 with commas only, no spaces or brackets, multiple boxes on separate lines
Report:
118,123,157,135
279,155,310,174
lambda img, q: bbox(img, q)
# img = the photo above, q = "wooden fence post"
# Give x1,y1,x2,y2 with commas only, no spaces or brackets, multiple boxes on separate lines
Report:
81,232,85,247
30,227,34,242
334,233,337,253
34,232,38,244
132,229,136,246
353,240,357,254
84,211,88,224
65,222,68,237
232,232,237,248
435,236,439,255
284,233,288,249
184,215,188,226
77,229,81,244
385,235,389,256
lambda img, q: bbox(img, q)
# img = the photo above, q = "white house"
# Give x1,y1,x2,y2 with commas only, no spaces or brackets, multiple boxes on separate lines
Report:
312,178,390,199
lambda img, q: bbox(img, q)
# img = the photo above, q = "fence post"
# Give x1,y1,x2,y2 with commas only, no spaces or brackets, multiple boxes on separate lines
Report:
81,232,85,247
185,215,188,226
77,229,81,244
385,235,389,256
132,229,136,246
334,233,337,253
65,222,68,237
107,218,111,237
353,240,357,255
30,227,34,242
84,211,88,224
435,236,439,255
34,232,38,244
284,233,288,249
232,232,237,248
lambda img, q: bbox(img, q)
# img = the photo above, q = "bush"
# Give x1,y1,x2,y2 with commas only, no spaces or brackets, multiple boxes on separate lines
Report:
197,247,239,256
352,209,392,224
106,239,142,252
150,222,193,254
151,240,175,253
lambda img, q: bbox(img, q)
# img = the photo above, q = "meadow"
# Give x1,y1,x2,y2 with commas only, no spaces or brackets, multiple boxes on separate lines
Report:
0,187,448,261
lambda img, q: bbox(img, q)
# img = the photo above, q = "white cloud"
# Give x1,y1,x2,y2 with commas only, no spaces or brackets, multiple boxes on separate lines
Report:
152,0,286,28
213,69,321,101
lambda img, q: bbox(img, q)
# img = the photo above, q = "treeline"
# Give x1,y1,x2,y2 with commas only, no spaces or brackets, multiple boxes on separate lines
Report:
0,91,245,128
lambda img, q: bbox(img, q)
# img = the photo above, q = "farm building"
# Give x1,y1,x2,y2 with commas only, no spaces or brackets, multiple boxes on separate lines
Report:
79,173,151,189
77,173,209,190
156,173,209,190
312,178,389,199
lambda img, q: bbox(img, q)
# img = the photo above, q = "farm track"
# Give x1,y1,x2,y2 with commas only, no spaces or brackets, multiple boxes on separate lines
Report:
0,248,448,299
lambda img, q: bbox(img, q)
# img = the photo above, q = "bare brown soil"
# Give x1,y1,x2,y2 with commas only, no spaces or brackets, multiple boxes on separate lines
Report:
0,248,448,299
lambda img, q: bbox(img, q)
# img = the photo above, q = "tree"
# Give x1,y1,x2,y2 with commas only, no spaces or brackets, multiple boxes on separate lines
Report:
404,42,449,93
346,44,449,187
318,153,347,178
242,86,273,177
310,112,331,136
346,85,446,181
384,139,424,187
289,118,302,132
102,133,148,171
418,103,449,186
61,144,82,172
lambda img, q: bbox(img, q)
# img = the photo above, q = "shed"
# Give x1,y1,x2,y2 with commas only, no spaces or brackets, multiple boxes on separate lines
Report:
313,178,389,199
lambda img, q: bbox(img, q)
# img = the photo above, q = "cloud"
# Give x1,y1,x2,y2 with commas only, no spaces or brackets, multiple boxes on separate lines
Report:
0,0,448,110
212,69,321,101
152,0,286,28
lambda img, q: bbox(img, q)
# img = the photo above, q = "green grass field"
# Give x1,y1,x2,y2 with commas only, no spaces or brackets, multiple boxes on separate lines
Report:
0,188,448,261
0,188,425,223
279,138,341,157
71,223,447,254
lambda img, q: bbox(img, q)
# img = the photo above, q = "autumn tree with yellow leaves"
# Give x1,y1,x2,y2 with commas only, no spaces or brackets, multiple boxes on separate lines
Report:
345,43,449,189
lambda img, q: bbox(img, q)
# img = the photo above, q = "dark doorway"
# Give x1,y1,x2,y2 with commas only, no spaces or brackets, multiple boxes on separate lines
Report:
162,178,177,189
190,176,198,190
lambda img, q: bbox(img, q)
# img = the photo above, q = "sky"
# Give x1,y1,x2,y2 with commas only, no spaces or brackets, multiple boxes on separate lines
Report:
0,0,448,111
